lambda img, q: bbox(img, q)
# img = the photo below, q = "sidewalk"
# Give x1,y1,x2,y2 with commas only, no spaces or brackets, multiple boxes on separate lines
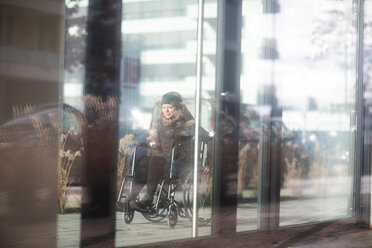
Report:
284,227,372,248
57,212,372,248
57,191,369,247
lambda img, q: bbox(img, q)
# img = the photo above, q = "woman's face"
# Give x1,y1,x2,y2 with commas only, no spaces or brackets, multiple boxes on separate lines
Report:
162,104,176,119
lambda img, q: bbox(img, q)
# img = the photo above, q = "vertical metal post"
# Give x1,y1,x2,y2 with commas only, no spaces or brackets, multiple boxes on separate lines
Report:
355,0,365,223
0,9,7,123
211,0,225,235
192,0,204,238
211,0,242,236
81,0,122,247
257,0,281,230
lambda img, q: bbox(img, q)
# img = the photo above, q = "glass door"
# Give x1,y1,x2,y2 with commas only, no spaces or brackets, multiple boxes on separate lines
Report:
115,0,216,246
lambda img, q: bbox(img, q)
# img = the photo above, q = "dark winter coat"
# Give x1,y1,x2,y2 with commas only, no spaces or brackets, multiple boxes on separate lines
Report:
152,106,210,164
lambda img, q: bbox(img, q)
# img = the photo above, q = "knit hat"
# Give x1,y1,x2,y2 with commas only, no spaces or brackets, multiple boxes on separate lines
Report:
161,92,183,109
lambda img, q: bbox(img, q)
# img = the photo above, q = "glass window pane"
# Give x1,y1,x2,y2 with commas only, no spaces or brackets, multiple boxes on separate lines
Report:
3,0,372,247
277,0,356,226
57,1,87,247
237,0,357,231
0,1,64,247
115,0,216,246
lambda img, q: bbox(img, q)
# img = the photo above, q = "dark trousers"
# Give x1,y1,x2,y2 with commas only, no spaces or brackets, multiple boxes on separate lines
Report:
130,156,168,201
146,156,168,198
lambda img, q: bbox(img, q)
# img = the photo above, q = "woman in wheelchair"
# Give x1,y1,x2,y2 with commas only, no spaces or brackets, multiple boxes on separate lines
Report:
125,92,211,211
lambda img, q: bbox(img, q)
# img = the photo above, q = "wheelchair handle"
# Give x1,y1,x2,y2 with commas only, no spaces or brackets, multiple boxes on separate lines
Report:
130,145,142,177
169,144,180,179
169,142,207,179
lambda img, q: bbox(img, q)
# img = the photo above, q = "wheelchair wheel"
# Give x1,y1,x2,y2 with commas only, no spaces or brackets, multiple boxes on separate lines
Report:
167,203,178,228
142,180,169,222
182,171,211,226
123,209,134,224
118,176,136,224
142,199,167,223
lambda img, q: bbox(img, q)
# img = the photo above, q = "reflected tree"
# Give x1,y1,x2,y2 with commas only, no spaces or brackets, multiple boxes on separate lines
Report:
311,2,357,113
65,0,86,72
311,2,372,109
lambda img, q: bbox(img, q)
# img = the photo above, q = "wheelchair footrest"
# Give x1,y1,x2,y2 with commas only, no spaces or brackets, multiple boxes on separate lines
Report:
134,206,156,214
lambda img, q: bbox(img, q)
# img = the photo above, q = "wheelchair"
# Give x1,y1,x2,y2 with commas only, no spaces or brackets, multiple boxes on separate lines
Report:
117,142,210,228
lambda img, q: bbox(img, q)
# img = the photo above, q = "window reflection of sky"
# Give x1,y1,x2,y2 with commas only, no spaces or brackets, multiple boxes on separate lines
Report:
241,0,355,109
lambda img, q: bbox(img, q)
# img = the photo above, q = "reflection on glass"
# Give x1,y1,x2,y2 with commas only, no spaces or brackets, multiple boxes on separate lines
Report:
277,0,356,226
58,1,87,247
115,0,216,246
0,1,64,247
364,0,372,228
1,0,370,246
238,0,357,231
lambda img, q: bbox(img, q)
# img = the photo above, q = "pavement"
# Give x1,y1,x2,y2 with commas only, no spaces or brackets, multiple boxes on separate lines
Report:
285,228,372,248
57,211,372,248
57,210,212,248
57,195,366,248
57,179,369,247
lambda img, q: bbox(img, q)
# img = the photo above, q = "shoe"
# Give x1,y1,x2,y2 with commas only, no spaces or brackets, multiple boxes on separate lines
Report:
130,199,152,210
116,201,125,212
130,193,154,210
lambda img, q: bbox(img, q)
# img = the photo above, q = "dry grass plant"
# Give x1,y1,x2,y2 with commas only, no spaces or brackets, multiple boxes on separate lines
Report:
0,104,59,224
1,103,85,214
238,142,259,199
57,129,83,213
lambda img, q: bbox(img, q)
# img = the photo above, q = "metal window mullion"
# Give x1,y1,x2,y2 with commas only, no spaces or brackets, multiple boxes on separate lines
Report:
81,0,122,247
354,0,365,223
192,0,204,238
211,0,242,236
211,0,225,235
